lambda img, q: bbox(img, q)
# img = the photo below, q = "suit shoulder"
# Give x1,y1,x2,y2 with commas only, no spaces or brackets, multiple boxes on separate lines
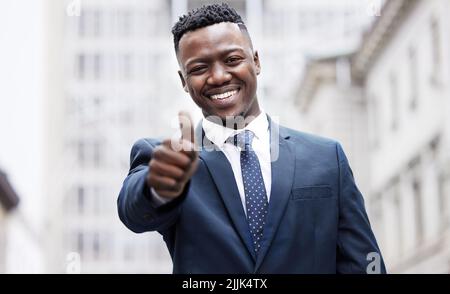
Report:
281,126,339,148
279,126,346,165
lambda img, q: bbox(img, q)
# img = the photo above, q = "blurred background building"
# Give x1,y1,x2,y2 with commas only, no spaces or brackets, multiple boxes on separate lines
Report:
297,0,450,273
0,0,448,273
0,1,47,273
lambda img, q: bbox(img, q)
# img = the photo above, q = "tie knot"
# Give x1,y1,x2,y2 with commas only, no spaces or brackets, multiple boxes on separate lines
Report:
233,130,254,151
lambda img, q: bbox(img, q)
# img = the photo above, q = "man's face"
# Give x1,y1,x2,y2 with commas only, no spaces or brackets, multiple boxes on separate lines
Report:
177,22,261,123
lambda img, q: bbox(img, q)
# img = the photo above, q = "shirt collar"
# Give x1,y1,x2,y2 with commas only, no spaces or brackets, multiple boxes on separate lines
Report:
202,111,269,148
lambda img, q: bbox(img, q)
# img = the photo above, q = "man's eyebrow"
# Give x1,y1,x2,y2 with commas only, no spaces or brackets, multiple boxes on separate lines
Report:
185,47,247,68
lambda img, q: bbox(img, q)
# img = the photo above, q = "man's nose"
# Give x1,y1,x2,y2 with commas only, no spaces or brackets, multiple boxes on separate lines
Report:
206,64,232,85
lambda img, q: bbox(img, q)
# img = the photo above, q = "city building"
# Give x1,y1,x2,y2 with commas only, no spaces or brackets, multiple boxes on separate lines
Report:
254,0,377,128
294,54,369,195
0,0,46,273
296,0,450,273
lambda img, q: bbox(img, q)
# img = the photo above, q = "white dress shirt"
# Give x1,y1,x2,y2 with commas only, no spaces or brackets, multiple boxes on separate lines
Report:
201,111,271,214
152,112,272,215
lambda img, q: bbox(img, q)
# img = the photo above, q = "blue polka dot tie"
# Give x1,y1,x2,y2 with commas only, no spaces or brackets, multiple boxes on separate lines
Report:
234,130,269,254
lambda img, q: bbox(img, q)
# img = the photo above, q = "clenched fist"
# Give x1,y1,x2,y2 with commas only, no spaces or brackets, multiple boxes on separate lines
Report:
147,111,199,199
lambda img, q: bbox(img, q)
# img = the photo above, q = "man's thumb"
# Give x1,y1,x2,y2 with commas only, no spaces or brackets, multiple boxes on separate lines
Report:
178,111,195,144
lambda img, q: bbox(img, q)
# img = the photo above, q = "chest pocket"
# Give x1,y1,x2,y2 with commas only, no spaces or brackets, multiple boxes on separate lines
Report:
291,186,333,200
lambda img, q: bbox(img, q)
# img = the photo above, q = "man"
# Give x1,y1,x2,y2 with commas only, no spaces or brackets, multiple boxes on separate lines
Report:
118,3,386,274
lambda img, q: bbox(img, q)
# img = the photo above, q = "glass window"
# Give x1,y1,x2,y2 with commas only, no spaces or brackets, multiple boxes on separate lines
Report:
77,141,85,166
77,54,86,80
93,233,100,260
93,140,102,168
117,9,132,37
413,178,423,245
93,54,102,80
93,10,102,37
77,186,85,215
430,17,441,83
78,9,87,37
408,46,418,110
369,94,380,149
389,72,399,131
77,232,84,256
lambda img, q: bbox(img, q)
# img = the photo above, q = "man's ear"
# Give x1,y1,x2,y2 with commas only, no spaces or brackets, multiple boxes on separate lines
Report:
178,70,189,93
253,50,261,75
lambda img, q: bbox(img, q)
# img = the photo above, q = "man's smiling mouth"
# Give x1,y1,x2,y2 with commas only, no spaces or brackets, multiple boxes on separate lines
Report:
209,89,238,100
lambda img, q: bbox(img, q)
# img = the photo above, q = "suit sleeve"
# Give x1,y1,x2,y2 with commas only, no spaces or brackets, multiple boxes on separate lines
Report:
117,138,188,233
335,143,387,274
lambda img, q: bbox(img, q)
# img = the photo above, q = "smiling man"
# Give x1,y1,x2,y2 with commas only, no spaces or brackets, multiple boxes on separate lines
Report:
117,3,386,274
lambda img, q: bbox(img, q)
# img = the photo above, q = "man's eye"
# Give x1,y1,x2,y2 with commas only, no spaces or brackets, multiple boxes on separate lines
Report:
189,66,207,74
226,57,242,64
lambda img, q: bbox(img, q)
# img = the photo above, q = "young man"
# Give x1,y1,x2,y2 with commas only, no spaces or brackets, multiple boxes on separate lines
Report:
118,3,386,274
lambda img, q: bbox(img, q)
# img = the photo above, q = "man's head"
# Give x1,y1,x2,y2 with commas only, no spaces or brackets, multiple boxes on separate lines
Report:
172,3,261,126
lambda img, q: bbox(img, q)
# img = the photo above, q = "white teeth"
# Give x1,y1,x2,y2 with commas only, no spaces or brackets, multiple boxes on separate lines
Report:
210,90,238,100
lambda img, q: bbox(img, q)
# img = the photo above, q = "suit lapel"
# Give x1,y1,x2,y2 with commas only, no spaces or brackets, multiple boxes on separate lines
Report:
197,129,257,262
254,119,295,272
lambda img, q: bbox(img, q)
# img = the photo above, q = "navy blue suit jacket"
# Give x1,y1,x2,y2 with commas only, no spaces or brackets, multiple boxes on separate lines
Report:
118,118,386,274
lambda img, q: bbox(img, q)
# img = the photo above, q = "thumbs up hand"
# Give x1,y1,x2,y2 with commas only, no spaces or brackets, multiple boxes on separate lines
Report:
147,111,199,199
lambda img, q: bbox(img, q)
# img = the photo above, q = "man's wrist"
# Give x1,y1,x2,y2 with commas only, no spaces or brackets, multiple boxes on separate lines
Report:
150,187,174,206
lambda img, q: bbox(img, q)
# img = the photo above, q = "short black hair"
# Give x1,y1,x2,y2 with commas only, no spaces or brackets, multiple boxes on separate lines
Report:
172,3,247,53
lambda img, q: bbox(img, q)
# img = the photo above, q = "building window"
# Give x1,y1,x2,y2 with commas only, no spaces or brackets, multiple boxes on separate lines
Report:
93,54,102,80
76,54,104,81
77,54,86,80
392,182,403,256
369,94,380,149
77,139,104,168
117,9,132,37
77,141,85,166
77,232,84,256
78,9,86,37
78,9,102,38
389,72,399,131
430,17,441,85
93,140,102,168
120,54,132,80
93,10,102,37
413,178,423,245
147,6,170,37
92,96,103,119
408,46,418,110
93,232,100,260
77,186,85,215
92,187,101,215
